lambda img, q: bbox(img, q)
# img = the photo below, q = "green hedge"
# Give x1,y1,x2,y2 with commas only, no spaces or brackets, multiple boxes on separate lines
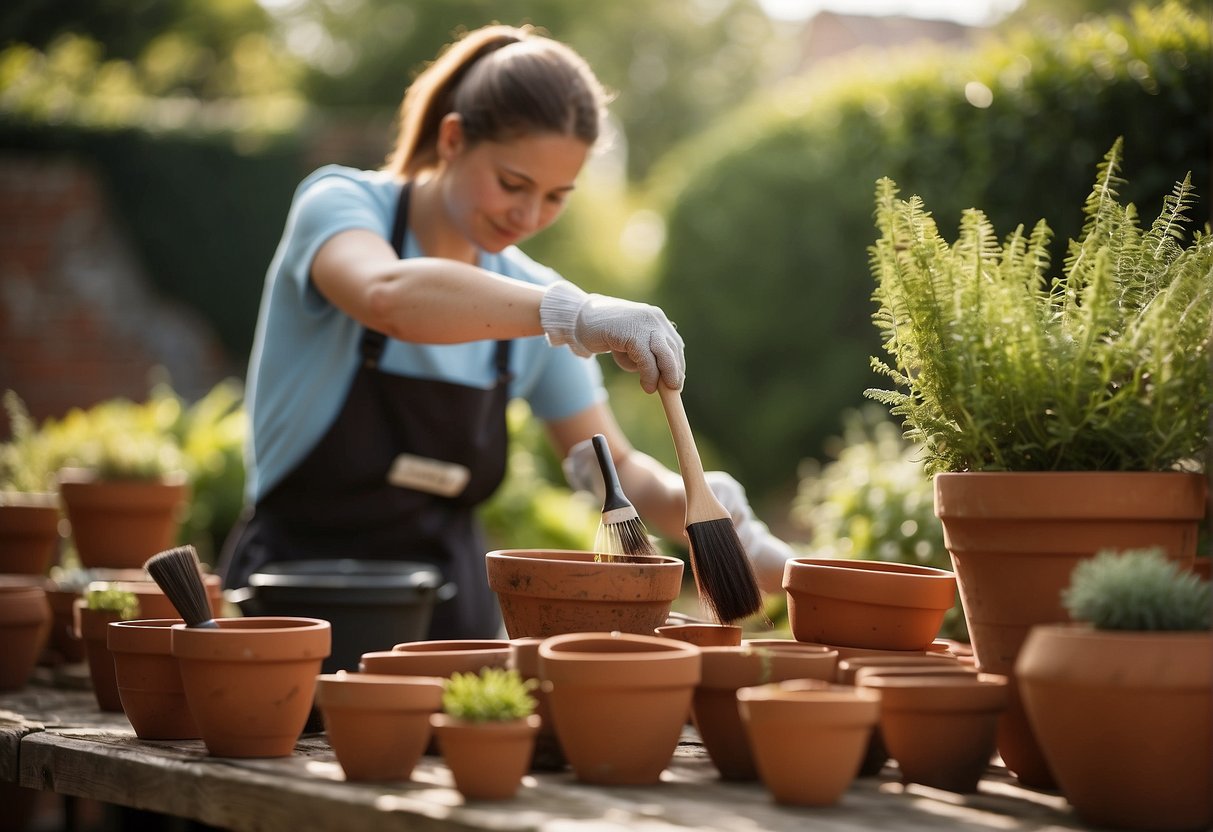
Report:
651,2,1211,498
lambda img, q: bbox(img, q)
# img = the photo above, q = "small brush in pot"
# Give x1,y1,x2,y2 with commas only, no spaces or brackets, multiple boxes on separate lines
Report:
591,434,658,561
144,545,219,628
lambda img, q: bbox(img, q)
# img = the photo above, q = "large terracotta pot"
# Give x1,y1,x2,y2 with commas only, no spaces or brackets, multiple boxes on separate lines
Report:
782,558,957,650
171,617,331,758
107,618,199,739
315,672,444,782
538,631,700,785
693,644,837,781
1017,624,1212,832
58,469,189,569
485,549,684,638
0,494,62,575
430,714,541,800
737,679,880,807
74,602,125,711
935,471,1206,788
0,577,51,690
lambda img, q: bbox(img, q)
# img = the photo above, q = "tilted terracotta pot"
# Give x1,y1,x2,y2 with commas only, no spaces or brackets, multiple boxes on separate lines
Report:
1017,624,1212,832
782,558,957,651
171,617,330,758
538,631,700,785
315,672,444,782
935,470,1205,789
0,577,51,690
107,618,198,740
430,714,541,801
485,549,683,638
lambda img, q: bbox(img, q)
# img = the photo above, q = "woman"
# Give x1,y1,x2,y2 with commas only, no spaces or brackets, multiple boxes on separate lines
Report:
219,23,795,638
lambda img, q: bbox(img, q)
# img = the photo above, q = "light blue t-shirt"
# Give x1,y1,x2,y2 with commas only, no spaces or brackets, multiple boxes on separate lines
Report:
243,165,606,503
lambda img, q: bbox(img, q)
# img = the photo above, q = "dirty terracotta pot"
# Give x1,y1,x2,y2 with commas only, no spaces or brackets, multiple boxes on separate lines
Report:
655,623,742,647
171,617,331,758
485,549,684,638
538,631,700,785
0,494,62,575
58,468,189,570
1017,624,1212,832
859,672,1008,793
0,577,51,690
74,601,126,711
315,672,444,782
430,713,541,801
782,557,957,651
107,618,199,739
693,644,837,781
508,637,564,771
935,470,1204,789
737,679,880,807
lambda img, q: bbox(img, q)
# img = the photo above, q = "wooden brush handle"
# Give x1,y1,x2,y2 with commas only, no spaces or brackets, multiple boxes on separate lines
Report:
658,384,730,524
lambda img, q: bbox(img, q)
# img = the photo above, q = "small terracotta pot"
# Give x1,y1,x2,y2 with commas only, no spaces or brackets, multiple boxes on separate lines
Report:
508,637,564,771
171,617,331,758
836,655,961,685
782,558,957,651
0,577,51,690
107,618,198,739
655,623,742,647
538,631,701,785
107,577,224,620
315,672,444,782
859,672,1008,793
44,584,87,663
431,713,541,800
0,496,62,575
360,640,510,677
693,644,838,781
485,549,684,638
780,640,938,664
74,601,125,711
58,469,190,570
737,679,880,807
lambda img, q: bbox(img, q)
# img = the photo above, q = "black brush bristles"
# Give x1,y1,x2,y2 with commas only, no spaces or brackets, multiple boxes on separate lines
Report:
591,434,659,561
144,545,218,628
685,518,762,624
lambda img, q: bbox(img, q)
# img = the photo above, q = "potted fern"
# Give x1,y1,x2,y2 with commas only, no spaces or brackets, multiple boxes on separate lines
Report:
866,138,1211,787
430,667,540,800
1016,549,1211,831
0,391,64,575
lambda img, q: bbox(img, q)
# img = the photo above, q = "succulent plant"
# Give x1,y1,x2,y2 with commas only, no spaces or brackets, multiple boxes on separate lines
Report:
1062,548,1211,631
441,667,537,723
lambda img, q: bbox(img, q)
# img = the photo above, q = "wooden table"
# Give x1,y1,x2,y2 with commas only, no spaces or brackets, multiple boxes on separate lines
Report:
1,673,1106,832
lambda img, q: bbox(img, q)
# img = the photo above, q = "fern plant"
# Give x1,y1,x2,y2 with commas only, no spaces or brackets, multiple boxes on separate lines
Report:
866,139,1212,475
1062,548,1211,631
441,668,537,723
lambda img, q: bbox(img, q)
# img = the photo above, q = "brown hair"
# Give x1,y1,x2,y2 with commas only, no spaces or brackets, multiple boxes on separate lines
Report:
386,24,609,177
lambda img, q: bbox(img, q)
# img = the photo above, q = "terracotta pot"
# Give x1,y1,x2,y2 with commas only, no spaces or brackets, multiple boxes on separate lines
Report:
737,679,880,807
655,623,742,647
107,618,199,739
485,549,684,638
359,640,510,676
538,631,701,785
508,637,564,771
935,470,1205,789
836,655,961,685
0,577,51,690
73,602,125,711
770,640,937,664
171,617,331,758
0,495,62,575
58,469,189,569
782,558,957,651
44,583,87,663
1017,624,1212,831
859,672,1008,793
315,672,444,782
1190,557,1212,582
430,714,541,800
108,577,224,620
693,644,838,781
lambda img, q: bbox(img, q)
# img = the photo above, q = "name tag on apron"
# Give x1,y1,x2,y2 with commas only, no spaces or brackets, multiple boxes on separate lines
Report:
387,454,471,498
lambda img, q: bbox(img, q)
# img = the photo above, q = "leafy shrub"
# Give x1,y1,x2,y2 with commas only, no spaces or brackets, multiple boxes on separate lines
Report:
0,390,60,494
441,668,537,723
85,586,139,619
1063,548,1211,630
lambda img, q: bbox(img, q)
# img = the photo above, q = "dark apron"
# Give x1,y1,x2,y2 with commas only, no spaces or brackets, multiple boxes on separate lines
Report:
219,182,511,639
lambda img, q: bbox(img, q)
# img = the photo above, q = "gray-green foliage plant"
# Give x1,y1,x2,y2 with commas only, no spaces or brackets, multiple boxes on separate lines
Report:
441,668,537,723
866,139,1212,476
1062,548,1211,631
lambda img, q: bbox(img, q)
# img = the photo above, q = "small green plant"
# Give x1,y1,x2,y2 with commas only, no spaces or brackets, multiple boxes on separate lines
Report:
441,668,537,723
85,586,140,620
1062,548,1211,631
0,390,59,495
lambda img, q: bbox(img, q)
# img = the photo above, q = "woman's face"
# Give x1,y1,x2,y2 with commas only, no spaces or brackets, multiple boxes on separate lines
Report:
438,121,590,253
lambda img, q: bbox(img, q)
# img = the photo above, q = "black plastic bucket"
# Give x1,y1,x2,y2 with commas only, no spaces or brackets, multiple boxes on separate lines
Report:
232,559,456,674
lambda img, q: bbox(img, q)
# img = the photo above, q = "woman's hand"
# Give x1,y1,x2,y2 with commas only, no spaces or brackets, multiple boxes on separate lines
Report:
540,280,685,393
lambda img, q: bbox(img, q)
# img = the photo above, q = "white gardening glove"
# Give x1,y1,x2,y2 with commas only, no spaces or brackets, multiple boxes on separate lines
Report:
540,280,685,393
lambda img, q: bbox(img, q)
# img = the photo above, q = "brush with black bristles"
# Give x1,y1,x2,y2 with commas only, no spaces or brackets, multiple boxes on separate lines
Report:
591,433,659,560
144,544,219,628
657,384,762,624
